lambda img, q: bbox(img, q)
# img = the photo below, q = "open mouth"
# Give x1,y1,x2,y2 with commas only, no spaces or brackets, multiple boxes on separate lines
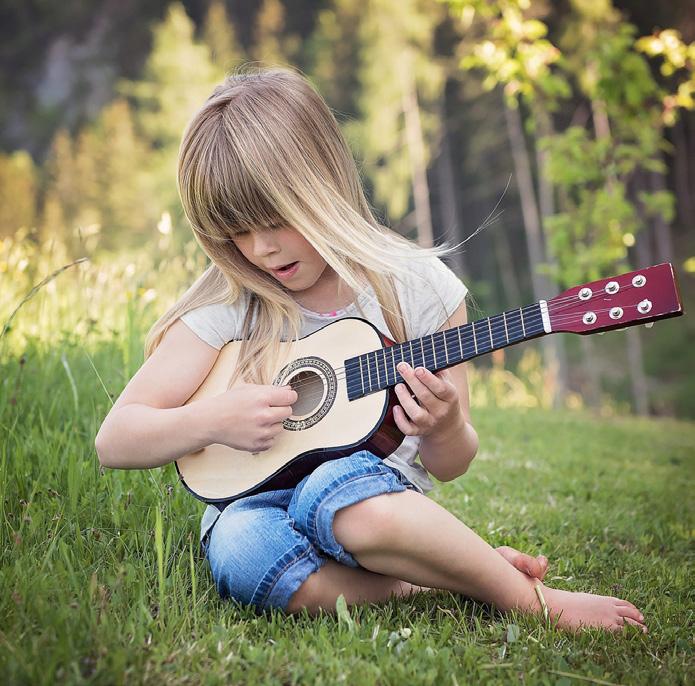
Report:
272,261,299,278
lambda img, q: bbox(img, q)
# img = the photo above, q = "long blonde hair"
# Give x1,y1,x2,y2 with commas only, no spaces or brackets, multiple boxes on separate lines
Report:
145,65,461,385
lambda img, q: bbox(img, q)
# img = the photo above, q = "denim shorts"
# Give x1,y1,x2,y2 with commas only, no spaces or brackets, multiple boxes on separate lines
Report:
201,450,416,613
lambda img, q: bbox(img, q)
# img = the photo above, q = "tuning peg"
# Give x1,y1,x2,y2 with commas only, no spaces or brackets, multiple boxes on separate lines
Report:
644,322,654,329
597,332,605,335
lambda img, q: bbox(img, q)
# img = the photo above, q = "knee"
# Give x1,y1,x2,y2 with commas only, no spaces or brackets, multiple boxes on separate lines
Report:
333,493,402,553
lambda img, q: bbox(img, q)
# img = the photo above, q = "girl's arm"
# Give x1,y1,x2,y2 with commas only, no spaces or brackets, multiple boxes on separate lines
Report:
94,319,221,469
393,300,479,482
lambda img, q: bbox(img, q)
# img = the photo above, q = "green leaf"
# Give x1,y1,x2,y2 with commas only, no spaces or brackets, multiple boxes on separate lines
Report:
335,594,355,632
506,623,521,643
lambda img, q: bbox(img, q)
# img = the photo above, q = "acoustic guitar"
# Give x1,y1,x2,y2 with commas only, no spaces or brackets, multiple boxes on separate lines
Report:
176,262,683,504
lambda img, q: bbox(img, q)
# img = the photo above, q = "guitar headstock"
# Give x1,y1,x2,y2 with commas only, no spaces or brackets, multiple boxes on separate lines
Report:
548,263,683,334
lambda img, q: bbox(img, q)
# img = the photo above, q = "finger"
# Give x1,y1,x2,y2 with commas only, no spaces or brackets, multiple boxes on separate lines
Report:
393,404,419,436
268,385,298,406
394,381,429,426
268,405,294,422
396,362,438,408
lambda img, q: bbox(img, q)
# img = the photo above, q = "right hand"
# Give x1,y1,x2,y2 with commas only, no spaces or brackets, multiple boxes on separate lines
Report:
204,383,298,453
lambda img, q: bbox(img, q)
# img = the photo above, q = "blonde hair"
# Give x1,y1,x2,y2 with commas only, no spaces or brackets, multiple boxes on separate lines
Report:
145,65,461,385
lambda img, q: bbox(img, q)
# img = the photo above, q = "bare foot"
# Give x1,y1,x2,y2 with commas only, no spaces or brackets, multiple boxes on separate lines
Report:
537,584,648,633
496,545,548,580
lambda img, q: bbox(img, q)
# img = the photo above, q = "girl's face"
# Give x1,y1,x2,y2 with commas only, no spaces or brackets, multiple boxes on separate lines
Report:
232,225,329,292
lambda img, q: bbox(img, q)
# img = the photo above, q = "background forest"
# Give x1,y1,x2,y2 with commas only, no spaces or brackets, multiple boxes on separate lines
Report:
1,0,694,417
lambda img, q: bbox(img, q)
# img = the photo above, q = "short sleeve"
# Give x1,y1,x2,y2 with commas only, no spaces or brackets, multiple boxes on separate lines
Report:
179,299,247,350
396,255,468,339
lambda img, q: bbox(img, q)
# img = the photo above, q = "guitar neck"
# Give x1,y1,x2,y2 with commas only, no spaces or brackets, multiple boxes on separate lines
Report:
345,301,551,401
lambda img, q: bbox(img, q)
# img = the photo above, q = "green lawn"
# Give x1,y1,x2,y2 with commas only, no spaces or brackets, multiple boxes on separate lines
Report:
1,340,694,685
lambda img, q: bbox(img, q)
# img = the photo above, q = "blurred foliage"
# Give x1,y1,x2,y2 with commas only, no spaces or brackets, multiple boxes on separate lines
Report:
0,0,694,417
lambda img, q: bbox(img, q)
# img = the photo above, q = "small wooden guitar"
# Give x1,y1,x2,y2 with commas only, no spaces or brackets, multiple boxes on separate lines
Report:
176,262,683,504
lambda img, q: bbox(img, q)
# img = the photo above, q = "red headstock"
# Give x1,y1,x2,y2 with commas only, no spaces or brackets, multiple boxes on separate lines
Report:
547,263,683,334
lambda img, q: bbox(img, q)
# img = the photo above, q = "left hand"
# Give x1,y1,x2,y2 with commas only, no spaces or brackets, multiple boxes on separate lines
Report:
393,361,462,437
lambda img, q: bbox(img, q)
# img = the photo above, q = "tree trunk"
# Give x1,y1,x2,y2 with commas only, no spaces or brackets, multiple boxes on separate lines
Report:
400,55,434,249
672,116,694,234
533,104,569,407
626,327,649,415
503,99,549,299
591,96,650,415
433,94,468,279
579,335,602,410
650,166,675,264
503,96,562,405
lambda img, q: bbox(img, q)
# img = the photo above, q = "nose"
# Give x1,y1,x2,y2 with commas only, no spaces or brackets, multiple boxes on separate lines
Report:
250,231,279,258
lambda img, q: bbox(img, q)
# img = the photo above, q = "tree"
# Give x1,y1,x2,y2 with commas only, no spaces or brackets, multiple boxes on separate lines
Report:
347,0,449,248
202,0,246,72
252,0,301,66
0,150,37,240
117,2,224,230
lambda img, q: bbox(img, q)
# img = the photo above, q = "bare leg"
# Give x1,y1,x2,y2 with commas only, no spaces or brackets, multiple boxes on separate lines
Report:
286,559,427,615
332,490,647,632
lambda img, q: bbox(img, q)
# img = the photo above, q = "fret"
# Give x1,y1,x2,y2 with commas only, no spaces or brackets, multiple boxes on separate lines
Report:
472,321,478,354
366,352,374,392
457,325,463,358
389,346,397,384
374,350,381,388
423,335,435,369
520,306,526,337
419,337,425,368
503,311,509,343
487,317,493,348
460,323,475,360
505,308,524,343
358,356,365,395
408,340,415,369
474,318,493,353
490,314,507,349
444,329,458,365
522,304,545,337
381,347,389,387
392,344,403,384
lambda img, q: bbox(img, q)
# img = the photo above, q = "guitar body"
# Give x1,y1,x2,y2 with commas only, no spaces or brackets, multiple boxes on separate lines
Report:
176,317,404,504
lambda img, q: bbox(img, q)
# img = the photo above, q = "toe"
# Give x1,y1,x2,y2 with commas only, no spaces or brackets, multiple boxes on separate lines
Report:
617,605,645,624
622,617,648,633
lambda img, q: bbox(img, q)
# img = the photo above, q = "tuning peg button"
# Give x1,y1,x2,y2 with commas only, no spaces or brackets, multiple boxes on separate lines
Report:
638,299,652,314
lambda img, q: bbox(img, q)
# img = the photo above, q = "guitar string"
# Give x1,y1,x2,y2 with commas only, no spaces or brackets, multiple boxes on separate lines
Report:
279,302,653,396
284,299,651,393
275,281,644,391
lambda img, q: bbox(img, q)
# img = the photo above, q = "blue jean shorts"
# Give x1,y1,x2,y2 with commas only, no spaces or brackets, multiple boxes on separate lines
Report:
201,450,416,613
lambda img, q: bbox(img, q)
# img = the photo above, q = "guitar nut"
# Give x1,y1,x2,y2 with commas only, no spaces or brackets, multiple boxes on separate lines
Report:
609,307,624,320
637,299,652,314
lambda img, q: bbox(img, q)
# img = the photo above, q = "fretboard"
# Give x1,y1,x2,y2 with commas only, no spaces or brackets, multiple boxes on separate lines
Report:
345,302,549,401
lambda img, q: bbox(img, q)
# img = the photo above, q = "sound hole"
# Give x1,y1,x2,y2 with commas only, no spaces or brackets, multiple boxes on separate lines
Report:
288,370,325,417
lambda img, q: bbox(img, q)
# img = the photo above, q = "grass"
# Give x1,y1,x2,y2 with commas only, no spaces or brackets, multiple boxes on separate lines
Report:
1,334,694,685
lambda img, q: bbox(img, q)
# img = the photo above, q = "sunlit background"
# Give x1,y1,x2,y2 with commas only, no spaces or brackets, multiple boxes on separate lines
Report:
1,0,694,416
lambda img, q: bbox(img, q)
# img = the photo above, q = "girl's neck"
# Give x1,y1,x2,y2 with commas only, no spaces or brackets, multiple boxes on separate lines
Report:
291,265,355,314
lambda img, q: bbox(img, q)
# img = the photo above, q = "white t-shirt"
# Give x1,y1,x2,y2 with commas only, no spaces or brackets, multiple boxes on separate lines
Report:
179,254,468,541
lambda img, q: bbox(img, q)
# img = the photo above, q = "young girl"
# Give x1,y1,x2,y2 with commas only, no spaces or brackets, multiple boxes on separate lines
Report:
95,66,647,633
